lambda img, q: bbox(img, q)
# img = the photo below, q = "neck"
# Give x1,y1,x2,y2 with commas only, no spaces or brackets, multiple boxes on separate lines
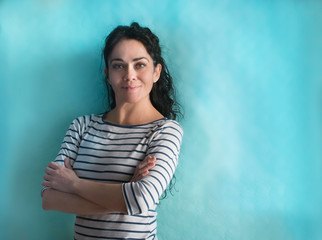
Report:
105,100,163,126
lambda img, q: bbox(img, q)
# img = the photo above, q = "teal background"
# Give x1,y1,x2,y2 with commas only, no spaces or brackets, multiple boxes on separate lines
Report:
1,0,321,239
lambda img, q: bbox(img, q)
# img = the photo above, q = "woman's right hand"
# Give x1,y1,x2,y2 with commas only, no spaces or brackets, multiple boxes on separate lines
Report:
130,156,156,182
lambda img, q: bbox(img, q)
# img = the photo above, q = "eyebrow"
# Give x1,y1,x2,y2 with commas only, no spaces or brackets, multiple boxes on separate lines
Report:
110,57,149,64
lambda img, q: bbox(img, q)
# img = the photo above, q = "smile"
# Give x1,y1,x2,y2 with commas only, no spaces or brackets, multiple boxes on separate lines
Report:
123,86,141,91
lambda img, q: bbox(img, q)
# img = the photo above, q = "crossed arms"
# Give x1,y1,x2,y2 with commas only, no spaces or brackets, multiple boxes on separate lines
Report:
41,156,156,215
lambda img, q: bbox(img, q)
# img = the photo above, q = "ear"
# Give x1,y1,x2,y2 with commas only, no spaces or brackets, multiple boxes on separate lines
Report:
153,64,162,83
104,67,109,82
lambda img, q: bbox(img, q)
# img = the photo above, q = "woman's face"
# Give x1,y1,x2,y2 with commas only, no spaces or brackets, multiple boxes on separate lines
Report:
106,39,161,107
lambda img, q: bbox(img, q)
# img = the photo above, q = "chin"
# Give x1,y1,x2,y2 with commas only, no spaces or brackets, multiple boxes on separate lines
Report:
117,94,150,106
122,97,142,104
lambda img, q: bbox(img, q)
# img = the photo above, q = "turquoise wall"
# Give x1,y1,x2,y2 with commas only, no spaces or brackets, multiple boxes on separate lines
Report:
1,0,321,239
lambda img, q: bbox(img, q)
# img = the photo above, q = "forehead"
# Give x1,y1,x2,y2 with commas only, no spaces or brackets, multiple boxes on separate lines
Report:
109,39,151,61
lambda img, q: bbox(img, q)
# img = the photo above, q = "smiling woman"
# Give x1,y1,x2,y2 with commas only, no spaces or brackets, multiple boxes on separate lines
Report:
41,22,183,240
105,39,162,115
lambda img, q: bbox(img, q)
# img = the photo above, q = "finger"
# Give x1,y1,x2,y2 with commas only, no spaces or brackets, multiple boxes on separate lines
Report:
137,171,149,180
131,170,148,182
140,155,152,165
138,166,153,176
64,157,72,169
146,156,156,165
138,161,149,170
149,161,156,167
149,156,156,163
41,180,51,187
141,170,149,177
138,156,154,169
48,162,60,169
140,162,155,173
45,167,54,175
43,174,52,181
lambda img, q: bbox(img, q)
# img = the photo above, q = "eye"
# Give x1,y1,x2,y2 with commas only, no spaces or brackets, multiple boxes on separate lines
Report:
112,64,124,69
135,62,146,69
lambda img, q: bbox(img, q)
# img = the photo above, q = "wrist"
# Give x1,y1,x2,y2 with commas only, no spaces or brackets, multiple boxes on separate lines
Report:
72,177,82,194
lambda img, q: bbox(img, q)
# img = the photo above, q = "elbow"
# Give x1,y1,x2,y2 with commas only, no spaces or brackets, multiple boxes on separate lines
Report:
42,199,50,211
41,190,51,210
123,181,156,215
42,202,49,211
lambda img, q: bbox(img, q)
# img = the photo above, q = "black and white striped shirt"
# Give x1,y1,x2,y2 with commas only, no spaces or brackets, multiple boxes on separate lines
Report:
54,114,183,240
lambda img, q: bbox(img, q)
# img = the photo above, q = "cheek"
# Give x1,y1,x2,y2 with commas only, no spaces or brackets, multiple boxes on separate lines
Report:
108,72,120,85
108,71,116,80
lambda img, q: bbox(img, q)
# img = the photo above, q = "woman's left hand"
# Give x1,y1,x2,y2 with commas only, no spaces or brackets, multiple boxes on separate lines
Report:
42,158,79,193
130,155,156,182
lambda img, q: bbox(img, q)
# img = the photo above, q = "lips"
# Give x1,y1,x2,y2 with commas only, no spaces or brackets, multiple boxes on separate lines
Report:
123,86,140,91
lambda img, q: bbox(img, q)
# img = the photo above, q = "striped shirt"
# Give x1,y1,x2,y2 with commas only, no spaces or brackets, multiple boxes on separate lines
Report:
53,114,183,240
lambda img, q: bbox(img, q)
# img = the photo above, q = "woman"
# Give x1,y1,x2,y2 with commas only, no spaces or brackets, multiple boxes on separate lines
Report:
42,22,183,240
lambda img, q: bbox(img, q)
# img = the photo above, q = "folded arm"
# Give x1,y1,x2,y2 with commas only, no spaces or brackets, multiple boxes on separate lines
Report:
42,189,111,215
42,156,156,214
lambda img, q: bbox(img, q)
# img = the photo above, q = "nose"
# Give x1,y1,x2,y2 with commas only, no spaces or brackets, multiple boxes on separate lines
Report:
123,65,137,81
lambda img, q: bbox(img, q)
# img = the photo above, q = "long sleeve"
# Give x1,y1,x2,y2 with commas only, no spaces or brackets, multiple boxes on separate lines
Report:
122,120,183,215
54,115,90,166
42,115,90,194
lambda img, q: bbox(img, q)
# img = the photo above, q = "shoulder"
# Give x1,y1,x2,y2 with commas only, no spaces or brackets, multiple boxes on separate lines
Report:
161,119,183,133
156,119,184,140
71,114,96,126
69,114,102,132
148,119,183,153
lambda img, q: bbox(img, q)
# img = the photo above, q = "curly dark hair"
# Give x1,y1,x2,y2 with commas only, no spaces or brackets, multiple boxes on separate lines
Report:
102,22,182,198
102,22,182,121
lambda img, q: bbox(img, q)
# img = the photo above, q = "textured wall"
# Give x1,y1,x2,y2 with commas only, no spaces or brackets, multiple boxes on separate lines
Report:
1,0,321,239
